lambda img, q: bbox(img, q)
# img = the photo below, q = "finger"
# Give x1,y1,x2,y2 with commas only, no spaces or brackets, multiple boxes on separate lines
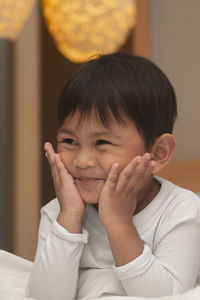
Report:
54,154,71,179
116,156,142,191
44,143,59,180
122,155,142,178
44,143,57,170
116,153,154,192
55,154,65,172
141,157,155,180
135,153,154,178
105,163,120,190
44,142,56,165
126,153,155,190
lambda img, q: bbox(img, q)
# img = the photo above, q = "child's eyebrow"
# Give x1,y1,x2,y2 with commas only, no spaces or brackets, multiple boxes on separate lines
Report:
90,131,120,139
58,128,120,139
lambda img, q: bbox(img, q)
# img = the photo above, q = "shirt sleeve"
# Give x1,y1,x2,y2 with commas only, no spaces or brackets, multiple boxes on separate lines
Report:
27,205,88,300
113,196,200,297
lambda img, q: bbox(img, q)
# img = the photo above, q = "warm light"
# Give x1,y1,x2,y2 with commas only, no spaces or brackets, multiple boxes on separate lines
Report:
42,0,136,63
0,0,35,40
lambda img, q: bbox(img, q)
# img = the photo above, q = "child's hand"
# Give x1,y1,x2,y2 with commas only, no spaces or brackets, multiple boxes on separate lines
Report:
98,153,155,229
44,142,86,232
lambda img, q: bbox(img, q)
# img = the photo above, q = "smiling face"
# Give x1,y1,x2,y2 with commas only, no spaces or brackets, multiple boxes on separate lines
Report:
57,110,146,204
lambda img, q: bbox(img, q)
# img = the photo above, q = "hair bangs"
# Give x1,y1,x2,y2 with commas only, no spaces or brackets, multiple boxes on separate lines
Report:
58,67,127,128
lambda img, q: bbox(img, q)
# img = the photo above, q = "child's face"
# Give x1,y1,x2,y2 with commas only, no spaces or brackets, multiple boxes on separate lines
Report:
57,110,146,204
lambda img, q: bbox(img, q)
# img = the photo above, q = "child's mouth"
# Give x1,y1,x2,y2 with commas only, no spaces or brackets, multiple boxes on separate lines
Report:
75,177,103,186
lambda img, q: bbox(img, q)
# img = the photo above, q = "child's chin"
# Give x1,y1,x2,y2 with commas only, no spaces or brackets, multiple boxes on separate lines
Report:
82,195,99,204
79,191,100,204
76,183,103,204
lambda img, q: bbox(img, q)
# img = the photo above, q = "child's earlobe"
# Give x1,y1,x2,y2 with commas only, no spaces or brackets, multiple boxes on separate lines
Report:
150,134,176,174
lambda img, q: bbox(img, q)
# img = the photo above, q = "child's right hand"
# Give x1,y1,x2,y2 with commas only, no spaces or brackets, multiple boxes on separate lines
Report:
44,142,86,233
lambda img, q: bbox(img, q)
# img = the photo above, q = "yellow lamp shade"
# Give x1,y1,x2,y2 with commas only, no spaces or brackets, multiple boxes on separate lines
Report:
42,0,136,63
0,0,35,40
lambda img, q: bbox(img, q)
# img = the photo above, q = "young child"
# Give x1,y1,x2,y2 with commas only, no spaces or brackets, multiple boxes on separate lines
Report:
27,53,200,300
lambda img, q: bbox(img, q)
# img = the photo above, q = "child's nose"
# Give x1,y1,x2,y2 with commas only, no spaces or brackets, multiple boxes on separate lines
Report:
73,150,97,169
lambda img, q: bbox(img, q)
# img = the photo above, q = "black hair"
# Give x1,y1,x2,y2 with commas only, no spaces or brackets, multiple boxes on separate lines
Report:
57,52,177,149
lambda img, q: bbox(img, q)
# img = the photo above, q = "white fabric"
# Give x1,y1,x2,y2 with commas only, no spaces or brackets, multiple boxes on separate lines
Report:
26,177,200,300
0,250,34,300
1,250,200,300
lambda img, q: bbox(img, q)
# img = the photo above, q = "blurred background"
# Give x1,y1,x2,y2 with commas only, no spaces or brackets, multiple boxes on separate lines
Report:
0,0,200,261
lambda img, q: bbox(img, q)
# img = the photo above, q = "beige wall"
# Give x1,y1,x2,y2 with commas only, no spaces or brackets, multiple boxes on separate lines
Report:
12,1,41,260
150,0,200,160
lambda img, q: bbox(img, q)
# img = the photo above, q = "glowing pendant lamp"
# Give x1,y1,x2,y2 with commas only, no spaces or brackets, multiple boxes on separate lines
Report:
0,0,35,40
42,0,136,63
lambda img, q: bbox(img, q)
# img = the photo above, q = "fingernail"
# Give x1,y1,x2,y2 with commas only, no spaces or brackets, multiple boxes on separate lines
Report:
150,160,156,167
144,153,151,160
136,156,142,164
44,142,48,149
113,163,119,168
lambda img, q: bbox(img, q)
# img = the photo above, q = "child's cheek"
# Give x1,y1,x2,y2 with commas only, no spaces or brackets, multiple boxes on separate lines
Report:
56,146,71,169
57,143,69,156
101,155,131,177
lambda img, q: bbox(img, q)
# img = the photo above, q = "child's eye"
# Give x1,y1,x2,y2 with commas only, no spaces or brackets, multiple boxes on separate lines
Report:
96,139,112,146
62,138,77,145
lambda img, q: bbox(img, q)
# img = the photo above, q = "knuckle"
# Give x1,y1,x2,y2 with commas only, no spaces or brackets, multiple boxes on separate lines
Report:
57,165,63,172
109,174,117,182
50,160,56,169
108,171,116,181
136,164,145,174
123,171,131,179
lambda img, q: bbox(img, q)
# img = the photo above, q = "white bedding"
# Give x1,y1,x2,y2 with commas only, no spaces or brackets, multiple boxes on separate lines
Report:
1,250,200,300
0,250,34,300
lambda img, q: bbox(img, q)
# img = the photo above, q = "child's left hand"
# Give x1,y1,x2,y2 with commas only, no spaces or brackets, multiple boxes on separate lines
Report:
98,153,155,229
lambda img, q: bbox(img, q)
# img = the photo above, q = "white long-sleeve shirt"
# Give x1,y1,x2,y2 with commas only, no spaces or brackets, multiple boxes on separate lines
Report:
27,177,200,299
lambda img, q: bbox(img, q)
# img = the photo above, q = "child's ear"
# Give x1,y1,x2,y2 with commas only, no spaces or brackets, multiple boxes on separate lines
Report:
150,134,176,174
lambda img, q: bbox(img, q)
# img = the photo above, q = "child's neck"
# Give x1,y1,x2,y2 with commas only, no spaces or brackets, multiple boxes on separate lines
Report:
134,177,161,215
